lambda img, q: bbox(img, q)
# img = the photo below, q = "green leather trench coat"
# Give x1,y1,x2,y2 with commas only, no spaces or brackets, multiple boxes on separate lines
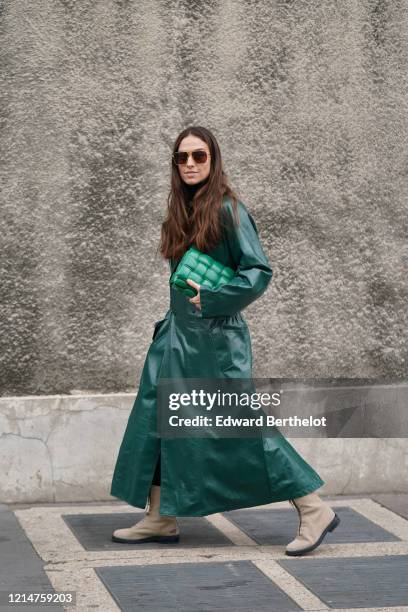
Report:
110,196,324,516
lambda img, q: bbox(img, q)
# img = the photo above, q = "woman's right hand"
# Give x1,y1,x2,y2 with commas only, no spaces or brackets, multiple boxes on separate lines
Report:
186,279,201,310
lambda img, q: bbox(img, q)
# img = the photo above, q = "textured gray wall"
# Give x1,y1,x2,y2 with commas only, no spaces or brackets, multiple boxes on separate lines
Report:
1,0,407,396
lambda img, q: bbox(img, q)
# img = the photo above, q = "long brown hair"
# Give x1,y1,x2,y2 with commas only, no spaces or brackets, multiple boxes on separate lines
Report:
159,126,240,261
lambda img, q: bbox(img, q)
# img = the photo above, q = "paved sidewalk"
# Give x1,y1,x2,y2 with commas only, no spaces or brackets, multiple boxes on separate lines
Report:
2,494,408,611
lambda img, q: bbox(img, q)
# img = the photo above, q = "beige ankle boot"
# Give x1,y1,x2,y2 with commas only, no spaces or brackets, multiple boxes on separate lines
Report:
285,492,340,556
112,485,180,544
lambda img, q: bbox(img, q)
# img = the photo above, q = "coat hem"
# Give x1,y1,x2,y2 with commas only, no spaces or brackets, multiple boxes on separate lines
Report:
110,489,147,511
110,476,324,516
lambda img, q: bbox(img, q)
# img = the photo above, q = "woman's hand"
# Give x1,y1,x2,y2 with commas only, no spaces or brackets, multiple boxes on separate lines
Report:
186,279,201,310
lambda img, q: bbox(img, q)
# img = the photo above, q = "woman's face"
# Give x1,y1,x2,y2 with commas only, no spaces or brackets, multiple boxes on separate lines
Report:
177,135,211,185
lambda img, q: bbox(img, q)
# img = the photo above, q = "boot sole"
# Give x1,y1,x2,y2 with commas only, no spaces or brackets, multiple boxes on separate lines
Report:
111,534,180,544
285,512,340,557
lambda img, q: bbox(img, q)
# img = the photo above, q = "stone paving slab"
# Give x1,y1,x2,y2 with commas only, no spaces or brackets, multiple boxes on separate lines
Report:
279,554,408,609
62,513,234,550
0,504,64,611
372,494,408,521
95,560,302,611
222,506,400,545
12,499,408,564
5,497,408,611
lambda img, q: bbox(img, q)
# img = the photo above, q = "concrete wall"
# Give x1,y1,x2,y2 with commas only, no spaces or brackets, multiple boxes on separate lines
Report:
1,388,407,504
1,1,407,397
1,2,407,501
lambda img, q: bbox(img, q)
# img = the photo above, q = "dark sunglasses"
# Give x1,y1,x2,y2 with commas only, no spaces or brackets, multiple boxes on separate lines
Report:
172,150,210,165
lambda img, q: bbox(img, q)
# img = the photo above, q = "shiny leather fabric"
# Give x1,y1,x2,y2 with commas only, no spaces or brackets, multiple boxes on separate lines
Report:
110,197,324,516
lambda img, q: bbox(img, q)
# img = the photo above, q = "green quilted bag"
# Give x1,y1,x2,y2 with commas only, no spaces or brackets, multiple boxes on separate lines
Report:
169,246,235,298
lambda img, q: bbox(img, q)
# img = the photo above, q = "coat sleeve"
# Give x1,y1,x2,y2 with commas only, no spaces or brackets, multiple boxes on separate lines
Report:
199,200,273,318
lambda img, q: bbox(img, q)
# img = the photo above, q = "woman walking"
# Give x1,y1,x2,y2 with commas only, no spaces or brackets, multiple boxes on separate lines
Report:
110,126,340,556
